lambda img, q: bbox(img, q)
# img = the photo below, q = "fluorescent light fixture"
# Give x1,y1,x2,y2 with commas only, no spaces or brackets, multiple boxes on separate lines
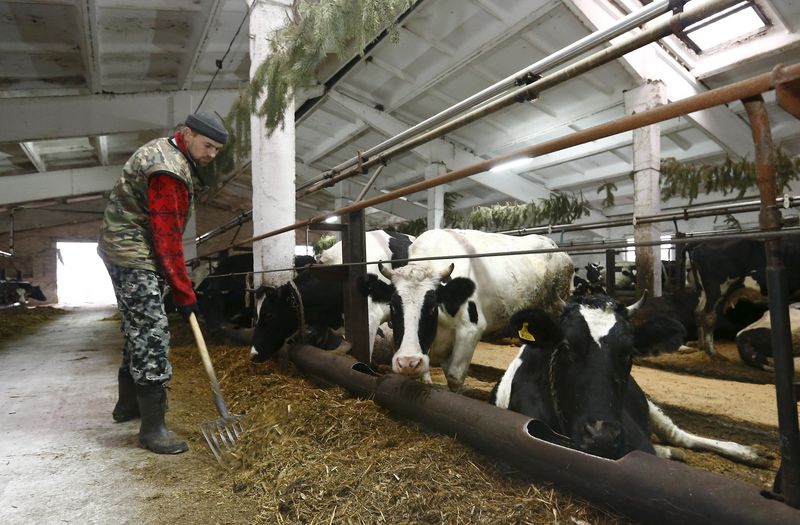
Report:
324,216,339,223
490,157,533,172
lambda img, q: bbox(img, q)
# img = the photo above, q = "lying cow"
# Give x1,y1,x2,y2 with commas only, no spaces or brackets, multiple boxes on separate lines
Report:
690,237,800,356
250,230,414,363
736,303,800,371
491,294,767,466
360,229,573,392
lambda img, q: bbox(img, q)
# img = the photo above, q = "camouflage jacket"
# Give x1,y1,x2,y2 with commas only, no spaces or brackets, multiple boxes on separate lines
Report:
97,137,196,272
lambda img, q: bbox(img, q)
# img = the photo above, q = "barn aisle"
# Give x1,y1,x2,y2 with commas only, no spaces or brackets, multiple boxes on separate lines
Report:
0,306,184,524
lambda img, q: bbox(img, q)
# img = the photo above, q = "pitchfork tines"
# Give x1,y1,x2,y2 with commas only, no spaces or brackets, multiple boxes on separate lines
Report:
188,313,247,464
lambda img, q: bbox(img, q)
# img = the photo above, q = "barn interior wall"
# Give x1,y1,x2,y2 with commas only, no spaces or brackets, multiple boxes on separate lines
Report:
0,219,102,305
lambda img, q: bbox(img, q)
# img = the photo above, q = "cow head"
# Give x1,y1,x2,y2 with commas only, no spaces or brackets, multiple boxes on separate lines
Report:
250,283,301,363
359,263,475,377
507,293,684,459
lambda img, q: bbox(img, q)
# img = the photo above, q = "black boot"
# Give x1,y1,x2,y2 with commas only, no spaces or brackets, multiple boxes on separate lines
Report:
112,368,140,422
136,384,188,454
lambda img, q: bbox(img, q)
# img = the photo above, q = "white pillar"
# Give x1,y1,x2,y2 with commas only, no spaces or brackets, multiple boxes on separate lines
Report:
249,0,295,288
425,139,454,230
425,163,445,230
624,81,666,297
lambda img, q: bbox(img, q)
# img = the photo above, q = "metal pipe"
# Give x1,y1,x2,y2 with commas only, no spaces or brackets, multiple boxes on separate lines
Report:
297,0,676,192
498,195,800,237
196,210,253,245
234,62,800,250
298,0,743,197
354,164,385,203
289,344,800,524
744,95,800,508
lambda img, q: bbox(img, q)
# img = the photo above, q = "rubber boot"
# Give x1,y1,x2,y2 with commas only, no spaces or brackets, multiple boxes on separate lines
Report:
112,368,140,422
135,384,188,454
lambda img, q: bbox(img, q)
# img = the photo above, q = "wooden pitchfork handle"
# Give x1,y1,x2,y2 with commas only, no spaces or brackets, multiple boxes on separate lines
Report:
188,312,231,419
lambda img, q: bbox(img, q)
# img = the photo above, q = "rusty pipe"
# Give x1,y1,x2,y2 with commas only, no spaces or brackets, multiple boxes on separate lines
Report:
232,63,800,250
289,344,800,524
744,95,800,508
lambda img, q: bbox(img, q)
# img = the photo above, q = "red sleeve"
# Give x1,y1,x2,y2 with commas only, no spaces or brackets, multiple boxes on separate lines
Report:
149,173,196,306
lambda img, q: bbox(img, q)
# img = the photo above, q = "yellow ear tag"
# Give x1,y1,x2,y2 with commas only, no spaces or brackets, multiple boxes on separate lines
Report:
518,322,536,342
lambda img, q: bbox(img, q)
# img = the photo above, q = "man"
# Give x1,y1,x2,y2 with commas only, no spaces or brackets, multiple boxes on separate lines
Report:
98,111,227,454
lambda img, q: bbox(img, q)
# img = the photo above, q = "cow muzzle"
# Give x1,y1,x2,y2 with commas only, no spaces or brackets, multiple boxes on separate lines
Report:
392,353,429,376
577,419,623,459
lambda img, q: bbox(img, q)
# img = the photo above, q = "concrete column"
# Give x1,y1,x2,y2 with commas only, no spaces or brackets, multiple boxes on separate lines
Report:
425,163,445,229
624,81,666,298
248,0,295,288
425,139,454,230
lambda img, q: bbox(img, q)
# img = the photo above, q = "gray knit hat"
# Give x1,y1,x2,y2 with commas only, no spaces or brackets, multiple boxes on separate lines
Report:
185,111,228,144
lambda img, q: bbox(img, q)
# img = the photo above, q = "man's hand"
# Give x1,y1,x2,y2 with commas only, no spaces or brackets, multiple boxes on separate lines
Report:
177,302,199,321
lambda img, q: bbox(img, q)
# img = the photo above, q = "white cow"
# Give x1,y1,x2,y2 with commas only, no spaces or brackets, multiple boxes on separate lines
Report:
363,229,573,392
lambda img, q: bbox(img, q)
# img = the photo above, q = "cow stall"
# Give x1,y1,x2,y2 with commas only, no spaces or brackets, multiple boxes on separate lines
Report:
189,2,800,519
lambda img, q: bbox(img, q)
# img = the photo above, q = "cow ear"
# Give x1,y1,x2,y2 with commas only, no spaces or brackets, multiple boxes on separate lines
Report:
357,273,394,303
508,308,563,347
634,316,686,356
437,277,475,309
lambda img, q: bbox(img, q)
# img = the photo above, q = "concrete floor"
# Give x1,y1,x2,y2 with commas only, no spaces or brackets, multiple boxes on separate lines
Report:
0,306,175,524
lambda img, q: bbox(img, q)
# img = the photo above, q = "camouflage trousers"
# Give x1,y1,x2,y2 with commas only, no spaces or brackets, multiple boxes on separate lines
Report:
104,262,173,386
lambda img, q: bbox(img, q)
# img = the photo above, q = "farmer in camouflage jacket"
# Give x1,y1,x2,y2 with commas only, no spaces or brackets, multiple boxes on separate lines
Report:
98,111,227,454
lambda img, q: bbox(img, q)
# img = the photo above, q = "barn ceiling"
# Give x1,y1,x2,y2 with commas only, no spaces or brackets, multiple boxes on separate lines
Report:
1,0,799,242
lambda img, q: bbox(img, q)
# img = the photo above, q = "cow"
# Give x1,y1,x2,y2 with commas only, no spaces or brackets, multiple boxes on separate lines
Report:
690,237,800,356
490,294,767,466
193,253,316,343
250,230,415,363
359,229,574,392
736,303,800,371
0,280,46,306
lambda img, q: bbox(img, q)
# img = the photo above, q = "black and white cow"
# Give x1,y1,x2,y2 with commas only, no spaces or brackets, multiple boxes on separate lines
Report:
360,229,573,392
690,237,800,355
250,230,414,363
0,280,46,306
736,303,800,371
491,294,766,465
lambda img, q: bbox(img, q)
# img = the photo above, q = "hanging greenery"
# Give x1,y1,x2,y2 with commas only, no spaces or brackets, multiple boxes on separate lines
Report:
387,191,590,233
313,234,338,255
597,181,617,209
660,148,800,204
211,0,414,184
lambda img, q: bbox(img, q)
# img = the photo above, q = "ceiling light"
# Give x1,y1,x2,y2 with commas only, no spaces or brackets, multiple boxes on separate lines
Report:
490,157,534,172
324,216,339,224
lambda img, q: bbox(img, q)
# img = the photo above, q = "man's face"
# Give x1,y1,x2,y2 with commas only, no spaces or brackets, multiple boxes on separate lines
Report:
183,128,224,167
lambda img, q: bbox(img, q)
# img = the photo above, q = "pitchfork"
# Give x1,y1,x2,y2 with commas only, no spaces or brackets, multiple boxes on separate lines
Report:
188,312,246,464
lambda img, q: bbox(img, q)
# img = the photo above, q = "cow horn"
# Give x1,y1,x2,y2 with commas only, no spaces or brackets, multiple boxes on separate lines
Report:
379,263,394,280
627,291,648,313
439,263,455,281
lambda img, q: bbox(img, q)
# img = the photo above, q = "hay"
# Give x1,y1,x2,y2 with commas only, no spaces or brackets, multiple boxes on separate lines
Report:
164,320,631,524
0,306,66,344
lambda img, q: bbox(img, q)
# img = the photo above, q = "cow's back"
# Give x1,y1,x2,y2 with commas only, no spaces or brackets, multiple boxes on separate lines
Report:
319,230,413,279
409,229,573,334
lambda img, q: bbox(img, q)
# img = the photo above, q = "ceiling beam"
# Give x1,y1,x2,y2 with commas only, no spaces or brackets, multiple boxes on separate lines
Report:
0,165,121,206
74,0,101,94
328,90,551,202
89,136,109,166
301,119,367,165
19,142,47,173
564,0,753,158
176,0,225,90
384,0,561,110
296,163,426,221
0,89,239,143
